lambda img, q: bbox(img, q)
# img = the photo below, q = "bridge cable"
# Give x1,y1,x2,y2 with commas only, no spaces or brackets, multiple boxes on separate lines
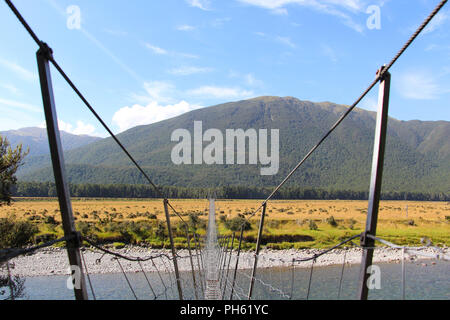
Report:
151,258,168,300
242,0,448,222
80,250,96,300
305,258,315,300
337,247,348,300
114,258,138,300
137,260,156,299
290,259,295,300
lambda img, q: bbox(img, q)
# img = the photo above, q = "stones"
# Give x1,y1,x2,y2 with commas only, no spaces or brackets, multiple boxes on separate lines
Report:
7,245,445,278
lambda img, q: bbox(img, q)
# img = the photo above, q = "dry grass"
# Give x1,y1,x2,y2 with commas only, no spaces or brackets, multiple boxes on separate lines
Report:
2,198,449,247
1,198,210,223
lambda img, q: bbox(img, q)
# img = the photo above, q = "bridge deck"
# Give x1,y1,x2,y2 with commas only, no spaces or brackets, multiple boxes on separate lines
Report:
204,198,222,300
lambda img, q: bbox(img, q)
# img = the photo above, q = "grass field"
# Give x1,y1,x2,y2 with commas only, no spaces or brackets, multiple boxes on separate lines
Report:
1,198,449,248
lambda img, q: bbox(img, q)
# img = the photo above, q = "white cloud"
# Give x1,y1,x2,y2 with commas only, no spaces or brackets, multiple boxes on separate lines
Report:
425,44,438,52
38,120,99,136
397,71,442,100
187,86,255,99
176,24,196,31
168,66,214,76
131,81,177,105
211,17,232,28
237,0,366,12
229,71,263,87
423,11,448,34
59,120,98,136
321,44,338,62
272,7,288,15
0,58,37,82
255,32,297,48
238,0,370,32
112,101,204,132
360,96,378,111
244,73,263,86
275,36,296,48
144,43,169,55
123,81,256,132
0,98,41,113
0,83,20,95
185,0,211,11
178,52,200,59
103,29,128,36
143,42,199,59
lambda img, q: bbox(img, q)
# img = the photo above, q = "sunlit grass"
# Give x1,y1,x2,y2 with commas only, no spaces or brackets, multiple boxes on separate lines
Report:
2,198,449,248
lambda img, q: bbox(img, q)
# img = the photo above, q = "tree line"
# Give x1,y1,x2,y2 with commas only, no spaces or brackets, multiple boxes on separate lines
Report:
11,181,450,201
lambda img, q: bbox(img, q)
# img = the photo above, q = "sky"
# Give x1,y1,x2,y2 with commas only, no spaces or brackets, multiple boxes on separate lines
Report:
0,0,449,137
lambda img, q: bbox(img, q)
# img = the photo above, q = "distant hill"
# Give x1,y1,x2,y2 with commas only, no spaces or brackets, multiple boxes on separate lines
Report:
0,127,101,157
16,97,450,194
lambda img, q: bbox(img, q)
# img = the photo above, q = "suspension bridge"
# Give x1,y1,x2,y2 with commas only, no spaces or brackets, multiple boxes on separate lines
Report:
1,0,449,301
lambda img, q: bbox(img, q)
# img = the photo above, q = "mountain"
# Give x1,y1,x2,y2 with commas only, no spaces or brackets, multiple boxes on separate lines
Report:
0,127,101,157
16,97,450,194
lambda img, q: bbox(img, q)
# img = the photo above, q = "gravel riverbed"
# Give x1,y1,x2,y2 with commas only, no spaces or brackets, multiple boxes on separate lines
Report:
5,246,447,277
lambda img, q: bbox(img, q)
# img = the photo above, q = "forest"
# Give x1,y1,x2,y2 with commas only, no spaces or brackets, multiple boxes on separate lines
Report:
11,181,450,201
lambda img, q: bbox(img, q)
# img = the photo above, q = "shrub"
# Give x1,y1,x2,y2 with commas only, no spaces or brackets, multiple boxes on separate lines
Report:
35,233,57,244
348,218,357,230
76,221,96,239
0,217,38,248
44,215,58,225
189,212,200,230
119,229,133,243
148,240,164,249
224,216,251,232
113,242,125,249
309,220,318,231
326,216,338,227
265,242,294,250
154,221,166,240
266,220,281,229
128,221,152,241
407,220,415,226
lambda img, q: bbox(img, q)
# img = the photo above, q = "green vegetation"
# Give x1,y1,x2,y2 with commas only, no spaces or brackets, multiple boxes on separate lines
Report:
1,136,28,206
223,215,252,232
11,181,449,201
326,216,338,227
309,220,318,231
0,216,38,248
1,210,449,250
1,196,449,249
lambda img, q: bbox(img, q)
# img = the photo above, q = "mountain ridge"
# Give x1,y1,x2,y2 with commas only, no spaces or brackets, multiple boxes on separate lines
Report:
14,96,450,194
0,127,101,157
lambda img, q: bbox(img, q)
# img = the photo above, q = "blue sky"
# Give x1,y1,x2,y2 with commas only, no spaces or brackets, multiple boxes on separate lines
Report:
0,0,449,136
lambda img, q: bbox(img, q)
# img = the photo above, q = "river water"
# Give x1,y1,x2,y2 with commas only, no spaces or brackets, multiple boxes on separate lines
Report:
16,260,449,300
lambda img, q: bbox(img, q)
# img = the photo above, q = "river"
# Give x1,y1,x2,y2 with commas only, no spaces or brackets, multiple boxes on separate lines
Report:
15,260,449,300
